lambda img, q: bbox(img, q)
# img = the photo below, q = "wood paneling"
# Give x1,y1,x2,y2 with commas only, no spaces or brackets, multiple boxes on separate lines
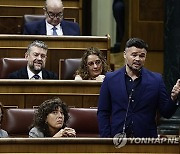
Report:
139,0,164,21
0,138,179,153
0,35,111,76
145,51,164,74
0,0,82,34
0,80,101,108
124,0,164,51
122,0,164,73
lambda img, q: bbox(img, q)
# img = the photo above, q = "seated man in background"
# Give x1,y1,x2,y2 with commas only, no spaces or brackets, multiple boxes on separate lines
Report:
23,0,80,36
0,102,8,138
8,40,58,79
74,47,111,81
29,97,76,138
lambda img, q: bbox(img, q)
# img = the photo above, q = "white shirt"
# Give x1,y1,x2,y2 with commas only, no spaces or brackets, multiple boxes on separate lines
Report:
27,66,42,79
74,75,83,81
45,20,63,36
74,75,105,81
0,129,8,138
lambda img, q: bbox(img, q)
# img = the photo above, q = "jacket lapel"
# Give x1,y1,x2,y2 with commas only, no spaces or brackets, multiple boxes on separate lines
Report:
21,67,29,79
116,67,129,107
42,69,49,79
122,67,129,103
61,20,66,35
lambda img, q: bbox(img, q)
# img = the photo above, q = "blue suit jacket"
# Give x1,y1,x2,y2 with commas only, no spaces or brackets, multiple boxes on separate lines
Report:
97,66,178,137
8,67,58,79
23,19,80,35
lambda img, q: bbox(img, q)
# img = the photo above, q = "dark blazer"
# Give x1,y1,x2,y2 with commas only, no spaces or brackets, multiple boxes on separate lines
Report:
8,67,58,80
23,19,80,35
97,66,178,138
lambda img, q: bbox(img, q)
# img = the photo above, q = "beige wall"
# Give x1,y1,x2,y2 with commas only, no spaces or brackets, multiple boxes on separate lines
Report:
91,0,116,46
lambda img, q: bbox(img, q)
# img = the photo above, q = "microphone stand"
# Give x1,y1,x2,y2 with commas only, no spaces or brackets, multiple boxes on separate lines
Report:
121,91,133,137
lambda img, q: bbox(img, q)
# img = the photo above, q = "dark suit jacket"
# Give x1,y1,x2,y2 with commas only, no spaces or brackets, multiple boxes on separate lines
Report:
97,66,178,138
8,67,58,79
23,19,80,35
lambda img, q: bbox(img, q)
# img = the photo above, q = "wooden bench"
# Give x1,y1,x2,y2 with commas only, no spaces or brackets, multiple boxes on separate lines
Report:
2,107,99,138
0,35,110,76
0,138,179,153
0,0,82,34
0,80,101,108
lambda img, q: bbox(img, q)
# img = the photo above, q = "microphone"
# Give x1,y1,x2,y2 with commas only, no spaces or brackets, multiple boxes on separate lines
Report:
121,90,133,136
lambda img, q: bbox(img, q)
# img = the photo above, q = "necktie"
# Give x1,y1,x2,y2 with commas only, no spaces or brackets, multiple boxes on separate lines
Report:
32,74,40,80
52,26,58,36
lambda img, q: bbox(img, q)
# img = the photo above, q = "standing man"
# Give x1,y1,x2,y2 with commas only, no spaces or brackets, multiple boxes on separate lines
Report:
8,40,58,79
111,0,125,52
98,38,180,138
23,0,80,36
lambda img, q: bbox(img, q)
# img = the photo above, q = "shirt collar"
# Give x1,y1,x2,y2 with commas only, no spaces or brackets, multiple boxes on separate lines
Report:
27,66,42,79
125,67,142,78
46,20,60,30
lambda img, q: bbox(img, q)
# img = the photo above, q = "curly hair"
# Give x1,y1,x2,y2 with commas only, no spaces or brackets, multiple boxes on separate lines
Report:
0,102,3,114
0,102,4,128
75,47,110,79
33,97,69,137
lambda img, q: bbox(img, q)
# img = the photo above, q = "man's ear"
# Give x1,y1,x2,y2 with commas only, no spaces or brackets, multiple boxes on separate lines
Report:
43,7,47,15
25,52,28,59
123,51,126,59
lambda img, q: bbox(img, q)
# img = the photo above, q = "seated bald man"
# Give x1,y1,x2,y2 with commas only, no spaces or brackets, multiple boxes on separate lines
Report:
23,0,80,36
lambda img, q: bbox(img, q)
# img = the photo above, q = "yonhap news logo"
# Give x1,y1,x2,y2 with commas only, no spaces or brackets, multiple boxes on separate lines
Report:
113,133,179,148
113,133,127,148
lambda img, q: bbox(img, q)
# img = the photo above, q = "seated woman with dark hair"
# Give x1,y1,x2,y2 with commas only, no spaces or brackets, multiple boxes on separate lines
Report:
0,102,8,138
29,97,76,138
75,47,111,81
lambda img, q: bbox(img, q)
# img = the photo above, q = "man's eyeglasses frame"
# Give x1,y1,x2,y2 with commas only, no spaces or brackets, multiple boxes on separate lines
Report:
44,8,63,19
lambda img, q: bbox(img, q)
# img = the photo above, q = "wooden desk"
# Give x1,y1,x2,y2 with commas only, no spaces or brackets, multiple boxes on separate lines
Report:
0,138,179,153
0,0,82,34
0,80,101,108
0,35,111,76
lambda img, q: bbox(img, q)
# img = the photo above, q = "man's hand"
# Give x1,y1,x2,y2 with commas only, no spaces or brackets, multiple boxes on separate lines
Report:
171,79,180,101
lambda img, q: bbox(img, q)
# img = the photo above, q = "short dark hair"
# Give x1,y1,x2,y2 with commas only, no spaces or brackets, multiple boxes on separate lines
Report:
33,97,69,137
125,38,148,51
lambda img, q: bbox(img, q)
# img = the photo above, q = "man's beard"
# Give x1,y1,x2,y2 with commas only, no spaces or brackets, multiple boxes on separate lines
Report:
127,63,142,72
29,64,42,74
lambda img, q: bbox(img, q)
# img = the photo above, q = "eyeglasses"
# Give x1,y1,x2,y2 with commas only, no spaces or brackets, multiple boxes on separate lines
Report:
87,60,102,67
45,8,63,19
